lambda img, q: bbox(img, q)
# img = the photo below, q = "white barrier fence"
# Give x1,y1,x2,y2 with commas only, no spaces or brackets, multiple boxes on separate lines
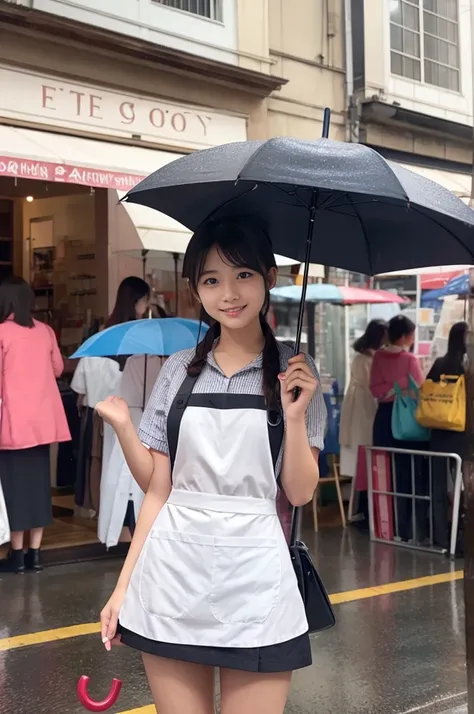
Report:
365,446,463,559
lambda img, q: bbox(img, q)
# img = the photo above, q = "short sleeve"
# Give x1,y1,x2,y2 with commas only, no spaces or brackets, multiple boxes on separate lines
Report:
137,358,174,454
304,354,327,451
71,359,86,395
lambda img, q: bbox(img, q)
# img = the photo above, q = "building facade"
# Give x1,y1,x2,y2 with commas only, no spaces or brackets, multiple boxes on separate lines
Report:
0,0,347,323
351,0,473,200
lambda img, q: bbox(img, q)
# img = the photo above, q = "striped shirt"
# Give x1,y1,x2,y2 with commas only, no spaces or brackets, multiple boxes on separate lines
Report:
138,341,327,477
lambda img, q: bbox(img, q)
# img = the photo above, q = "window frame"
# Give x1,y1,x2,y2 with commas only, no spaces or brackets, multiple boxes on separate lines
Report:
389,0,461,93
151,0,224,24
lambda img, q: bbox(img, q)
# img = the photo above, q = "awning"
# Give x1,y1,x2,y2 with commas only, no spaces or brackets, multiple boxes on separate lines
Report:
376,265,473,289
400,162,471,203
115,192,298,267
0,123,323,267
0,123,179,188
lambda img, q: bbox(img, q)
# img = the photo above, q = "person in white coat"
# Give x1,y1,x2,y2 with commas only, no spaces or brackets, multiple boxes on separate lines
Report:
339,319,387,521
98,354,164,548
71,276,151,512
95,218,326,714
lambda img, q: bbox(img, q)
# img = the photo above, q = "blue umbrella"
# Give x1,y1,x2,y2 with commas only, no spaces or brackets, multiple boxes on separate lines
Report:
71,318,208,358
421,273,468,304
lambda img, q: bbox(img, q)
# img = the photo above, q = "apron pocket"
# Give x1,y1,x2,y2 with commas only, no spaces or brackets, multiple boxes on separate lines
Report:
139,529,214,620
210,536,281,625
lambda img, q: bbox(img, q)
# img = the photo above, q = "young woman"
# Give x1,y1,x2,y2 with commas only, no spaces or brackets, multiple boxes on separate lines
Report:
370,314,425,542
426,321,467,550
71,276,150,513
0,277,70,573
96,219,326,714
339,319,387,521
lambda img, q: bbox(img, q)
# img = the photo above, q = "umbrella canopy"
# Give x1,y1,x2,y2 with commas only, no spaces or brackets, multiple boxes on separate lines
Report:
421,273,469,304
271,284,407,304
123,137,474,276
71,318,208,358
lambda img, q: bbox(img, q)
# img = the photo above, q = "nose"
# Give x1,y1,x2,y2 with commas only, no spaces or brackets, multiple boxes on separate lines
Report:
222,279,240,302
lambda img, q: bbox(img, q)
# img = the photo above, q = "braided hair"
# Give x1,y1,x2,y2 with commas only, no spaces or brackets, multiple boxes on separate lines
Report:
182,218,281,410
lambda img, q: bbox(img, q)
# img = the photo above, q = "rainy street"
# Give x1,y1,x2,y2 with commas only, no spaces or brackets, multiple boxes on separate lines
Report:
0,527,467,714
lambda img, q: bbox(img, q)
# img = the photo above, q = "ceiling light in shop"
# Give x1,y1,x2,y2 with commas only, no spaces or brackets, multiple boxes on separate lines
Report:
26,196,34,202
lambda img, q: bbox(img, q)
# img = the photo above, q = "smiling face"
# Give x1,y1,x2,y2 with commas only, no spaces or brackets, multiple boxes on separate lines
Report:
196,245,276,331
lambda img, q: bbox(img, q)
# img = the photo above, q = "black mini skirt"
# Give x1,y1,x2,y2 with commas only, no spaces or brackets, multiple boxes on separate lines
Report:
118,623,312,673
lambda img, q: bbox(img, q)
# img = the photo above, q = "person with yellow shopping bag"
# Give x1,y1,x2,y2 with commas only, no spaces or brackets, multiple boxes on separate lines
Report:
421,322,467,551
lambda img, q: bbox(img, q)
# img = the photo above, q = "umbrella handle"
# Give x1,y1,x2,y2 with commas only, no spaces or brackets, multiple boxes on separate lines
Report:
77,675,122,712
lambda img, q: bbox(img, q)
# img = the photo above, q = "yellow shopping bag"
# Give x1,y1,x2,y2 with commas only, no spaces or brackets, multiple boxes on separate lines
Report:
416,374,466,432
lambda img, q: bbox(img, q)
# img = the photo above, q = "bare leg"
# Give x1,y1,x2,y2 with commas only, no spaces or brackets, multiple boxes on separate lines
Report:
220,668,292,714
142,654,215,714
29,528,44,549
10,531,24,550
119,527,132,543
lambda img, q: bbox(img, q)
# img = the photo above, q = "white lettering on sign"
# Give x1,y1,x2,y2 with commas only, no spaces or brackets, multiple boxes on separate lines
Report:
0,156,144,189
0,67,247,150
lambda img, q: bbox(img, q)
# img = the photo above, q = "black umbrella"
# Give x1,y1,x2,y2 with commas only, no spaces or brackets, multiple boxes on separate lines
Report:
122,115,474,347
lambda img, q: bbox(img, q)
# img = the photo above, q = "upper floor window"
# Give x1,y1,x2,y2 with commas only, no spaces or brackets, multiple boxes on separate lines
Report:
389,0,460,92
152,0,223,22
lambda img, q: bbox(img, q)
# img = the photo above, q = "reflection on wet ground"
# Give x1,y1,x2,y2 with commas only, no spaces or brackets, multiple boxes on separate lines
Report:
0,526,467,713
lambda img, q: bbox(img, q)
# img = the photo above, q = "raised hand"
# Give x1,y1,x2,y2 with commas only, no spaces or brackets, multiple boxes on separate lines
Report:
95,396,131,429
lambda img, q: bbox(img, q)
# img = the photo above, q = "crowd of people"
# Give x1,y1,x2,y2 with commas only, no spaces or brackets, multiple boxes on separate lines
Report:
340,314,467,549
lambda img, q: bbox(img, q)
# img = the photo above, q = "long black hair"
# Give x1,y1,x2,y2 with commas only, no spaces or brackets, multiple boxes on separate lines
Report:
0,276,35,327
447,321,467,364
106,276,150,328
353,319,387,354
182,218,281,409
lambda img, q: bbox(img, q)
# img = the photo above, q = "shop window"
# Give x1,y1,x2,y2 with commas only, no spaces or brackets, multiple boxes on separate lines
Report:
152,0,223,22
389,0,460,91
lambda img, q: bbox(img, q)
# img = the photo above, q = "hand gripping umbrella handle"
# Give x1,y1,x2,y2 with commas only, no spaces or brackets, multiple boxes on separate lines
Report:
77,675,122,712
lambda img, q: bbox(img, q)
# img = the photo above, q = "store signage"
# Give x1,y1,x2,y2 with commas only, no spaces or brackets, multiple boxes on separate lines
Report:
0,66,247,150
0,156,144,189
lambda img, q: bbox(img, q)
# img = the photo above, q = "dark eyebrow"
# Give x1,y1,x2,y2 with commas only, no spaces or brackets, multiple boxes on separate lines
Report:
200,269,218,277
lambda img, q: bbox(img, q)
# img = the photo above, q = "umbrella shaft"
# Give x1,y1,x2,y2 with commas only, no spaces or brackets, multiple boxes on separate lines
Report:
294,203,317,353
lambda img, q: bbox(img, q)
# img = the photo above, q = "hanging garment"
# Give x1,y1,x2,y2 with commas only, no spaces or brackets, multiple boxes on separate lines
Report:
119,373,309,653
339,352,377,478
98,356,164,549
72,357,122,509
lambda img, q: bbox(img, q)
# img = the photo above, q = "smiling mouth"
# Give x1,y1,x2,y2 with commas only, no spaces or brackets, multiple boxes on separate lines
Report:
220,306,246,315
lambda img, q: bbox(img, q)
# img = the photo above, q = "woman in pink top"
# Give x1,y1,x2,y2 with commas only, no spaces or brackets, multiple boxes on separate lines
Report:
0,277,71,574
370,314,425,542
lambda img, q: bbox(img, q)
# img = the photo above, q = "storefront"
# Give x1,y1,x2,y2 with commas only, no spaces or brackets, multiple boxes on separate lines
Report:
0,9,284,560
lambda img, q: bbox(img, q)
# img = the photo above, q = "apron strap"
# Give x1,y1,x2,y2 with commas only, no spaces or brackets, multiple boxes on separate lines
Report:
167,373,200,477
167,374,284,478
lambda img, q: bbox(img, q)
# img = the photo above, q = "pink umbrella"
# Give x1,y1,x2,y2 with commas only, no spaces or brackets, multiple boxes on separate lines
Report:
339,286,408,305
271,283,406,304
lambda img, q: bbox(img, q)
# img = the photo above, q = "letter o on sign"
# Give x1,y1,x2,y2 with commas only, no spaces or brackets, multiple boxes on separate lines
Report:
171,113,186,133
149,108,165,129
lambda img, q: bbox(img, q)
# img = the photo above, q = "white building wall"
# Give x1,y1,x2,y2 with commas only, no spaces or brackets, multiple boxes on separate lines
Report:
383,0,472,126
15,0,239,65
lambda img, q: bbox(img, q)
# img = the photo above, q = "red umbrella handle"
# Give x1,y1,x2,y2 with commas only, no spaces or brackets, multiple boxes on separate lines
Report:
77,675,122,712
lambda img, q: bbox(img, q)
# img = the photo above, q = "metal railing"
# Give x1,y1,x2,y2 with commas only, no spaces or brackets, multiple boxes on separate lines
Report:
153,0,223,22
365,446,463,559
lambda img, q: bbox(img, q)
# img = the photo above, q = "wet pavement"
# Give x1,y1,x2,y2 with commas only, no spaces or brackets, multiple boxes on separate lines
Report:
0,526,468,713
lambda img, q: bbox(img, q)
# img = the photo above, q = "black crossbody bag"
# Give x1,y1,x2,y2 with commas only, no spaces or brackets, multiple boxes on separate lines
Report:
288,506,336,632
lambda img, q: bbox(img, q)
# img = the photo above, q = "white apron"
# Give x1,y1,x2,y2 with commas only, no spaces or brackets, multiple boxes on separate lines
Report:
98,357,163,549
120,375,308,649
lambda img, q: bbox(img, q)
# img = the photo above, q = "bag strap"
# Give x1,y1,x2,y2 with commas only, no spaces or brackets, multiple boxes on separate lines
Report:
408,374,419,392
393,381,403,397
